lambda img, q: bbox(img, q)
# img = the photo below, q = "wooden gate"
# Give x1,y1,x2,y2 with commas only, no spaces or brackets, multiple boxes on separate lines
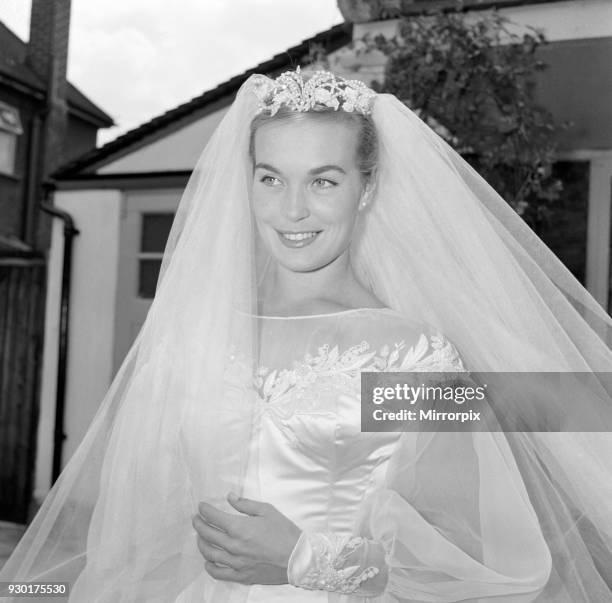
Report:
0,255,46,523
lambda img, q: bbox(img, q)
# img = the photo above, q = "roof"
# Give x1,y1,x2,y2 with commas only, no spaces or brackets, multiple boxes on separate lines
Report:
52,22,352,179
0,20,114,128
0,234,42,259
339,0,563,21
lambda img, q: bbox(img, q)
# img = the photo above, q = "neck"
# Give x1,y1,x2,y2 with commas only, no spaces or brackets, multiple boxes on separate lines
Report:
260,250,361,314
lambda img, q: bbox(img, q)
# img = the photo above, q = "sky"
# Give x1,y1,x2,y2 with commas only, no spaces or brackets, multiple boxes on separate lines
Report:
0,0,344,145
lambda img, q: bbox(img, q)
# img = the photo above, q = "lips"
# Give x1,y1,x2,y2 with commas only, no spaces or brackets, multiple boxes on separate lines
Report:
276,230,322,248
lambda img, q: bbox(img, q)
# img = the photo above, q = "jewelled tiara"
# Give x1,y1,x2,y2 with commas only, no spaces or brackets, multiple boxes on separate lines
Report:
252,66,376,116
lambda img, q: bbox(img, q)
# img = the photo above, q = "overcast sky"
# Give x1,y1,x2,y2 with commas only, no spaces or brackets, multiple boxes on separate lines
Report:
0,0,343,145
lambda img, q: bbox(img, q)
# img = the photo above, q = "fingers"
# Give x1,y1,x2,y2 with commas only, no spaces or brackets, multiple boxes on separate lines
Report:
192,515,241,554
204,561,248,584
226,492,269,516
198,501,241,533
196,537,244,571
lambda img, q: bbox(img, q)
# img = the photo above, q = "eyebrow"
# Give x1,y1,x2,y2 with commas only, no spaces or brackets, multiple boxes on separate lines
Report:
310,165,347,175
254,162,347,175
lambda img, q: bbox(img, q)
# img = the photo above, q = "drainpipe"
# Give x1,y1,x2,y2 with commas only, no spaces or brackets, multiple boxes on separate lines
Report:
22,114,42,246
40,181,79,483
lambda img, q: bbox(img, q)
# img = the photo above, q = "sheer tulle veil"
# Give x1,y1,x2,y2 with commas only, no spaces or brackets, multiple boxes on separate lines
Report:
1,71,612,601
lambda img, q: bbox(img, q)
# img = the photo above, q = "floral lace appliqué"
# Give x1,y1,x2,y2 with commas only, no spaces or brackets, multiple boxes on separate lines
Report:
225,332,465,446
253,332,465,405
289,532,380,594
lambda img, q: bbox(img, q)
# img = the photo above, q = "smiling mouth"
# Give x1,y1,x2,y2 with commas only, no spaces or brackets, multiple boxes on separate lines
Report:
281,231,319,241
276,230,322,248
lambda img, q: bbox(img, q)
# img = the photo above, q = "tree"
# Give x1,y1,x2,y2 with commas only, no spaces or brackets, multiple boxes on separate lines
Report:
350,3,569,232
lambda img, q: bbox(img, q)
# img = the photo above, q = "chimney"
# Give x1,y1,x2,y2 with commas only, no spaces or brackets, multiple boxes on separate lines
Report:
26,0,72,177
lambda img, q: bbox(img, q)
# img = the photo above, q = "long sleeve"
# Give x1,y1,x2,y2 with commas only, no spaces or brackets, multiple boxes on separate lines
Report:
287,429,552,601
286,333,552,601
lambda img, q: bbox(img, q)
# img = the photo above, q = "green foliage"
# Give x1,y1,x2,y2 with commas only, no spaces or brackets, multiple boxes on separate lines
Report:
355,4,569,231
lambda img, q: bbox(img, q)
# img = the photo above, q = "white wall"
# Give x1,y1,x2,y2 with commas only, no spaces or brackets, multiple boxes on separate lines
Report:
493,0,612,42
35,189,122,502
586,153,612,307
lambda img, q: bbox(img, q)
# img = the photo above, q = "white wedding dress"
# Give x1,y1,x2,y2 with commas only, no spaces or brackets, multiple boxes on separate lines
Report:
4,69,612,602
176,308,552,602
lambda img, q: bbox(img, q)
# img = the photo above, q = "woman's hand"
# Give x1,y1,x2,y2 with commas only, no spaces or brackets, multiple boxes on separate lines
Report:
192,492,303,585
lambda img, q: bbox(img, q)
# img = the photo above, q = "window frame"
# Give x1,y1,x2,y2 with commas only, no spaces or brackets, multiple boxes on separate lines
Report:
0,101,23,177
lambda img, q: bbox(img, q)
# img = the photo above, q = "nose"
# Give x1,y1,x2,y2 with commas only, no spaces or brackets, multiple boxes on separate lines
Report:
282,186,310,221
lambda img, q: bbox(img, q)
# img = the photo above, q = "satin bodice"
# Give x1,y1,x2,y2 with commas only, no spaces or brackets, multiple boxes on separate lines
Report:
237,308,463,602
243,375,401,535
176,308,552,603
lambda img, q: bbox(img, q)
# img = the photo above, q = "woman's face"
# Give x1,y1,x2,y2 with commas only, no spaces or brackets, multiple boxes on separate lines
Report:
251,116,368,273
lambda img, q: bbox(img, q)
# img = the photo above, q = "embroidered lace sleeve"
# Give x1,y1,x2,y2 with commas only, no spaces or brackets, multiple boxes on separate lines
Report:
287,531,388,597
288,436,551,600
288,332,551,600
285,331,464,598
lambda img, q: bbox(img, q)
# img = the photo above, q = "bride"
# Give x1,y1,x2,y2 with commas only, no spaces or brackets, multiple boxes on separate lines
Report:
2,68,612,602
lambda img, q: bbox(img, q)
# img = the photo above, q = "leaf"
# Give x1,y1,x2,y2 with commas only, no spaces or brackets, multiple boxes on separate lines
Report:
399,334,430,369
341,351,378,372
262,369,277,398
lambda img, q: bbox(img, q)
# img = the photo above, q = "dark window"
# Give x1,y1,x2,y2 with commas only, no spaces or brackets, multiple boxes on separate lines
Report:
538,161,589,285
138,212,174,298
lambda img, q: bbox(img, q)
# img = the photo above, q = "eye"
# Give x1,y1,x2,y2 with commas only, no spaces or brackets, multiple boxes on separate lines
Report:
260,175,281,186
312,177,337,188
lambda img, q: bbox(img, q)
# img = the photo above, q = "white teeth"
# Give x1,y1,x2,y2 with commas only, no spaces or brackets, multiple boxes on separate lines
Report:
282,231,318,241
